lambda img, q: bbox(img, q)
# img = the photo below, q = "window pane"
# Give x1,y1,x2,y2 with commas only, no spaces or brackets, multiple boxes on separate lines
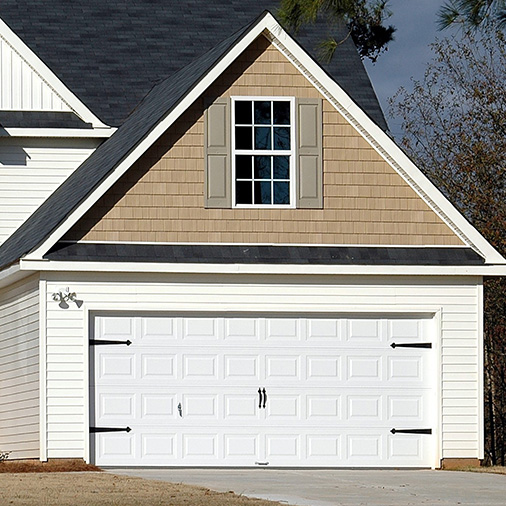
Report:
273,182,290,204
255,127,271,149
254,181,272,204
254,156,271,179
273,101,290,125
236,181,252,204
273,156,289,179
254,101,271,124
274,127,290,150
235,101,252,124
236,155,252,179
236,126,252,149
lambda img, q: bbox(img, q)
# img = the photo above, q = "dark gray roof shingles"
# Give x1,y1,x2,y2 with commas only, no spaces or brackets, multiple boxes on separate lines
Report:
0,17,257,270
0,0,386,128
45,243,486,266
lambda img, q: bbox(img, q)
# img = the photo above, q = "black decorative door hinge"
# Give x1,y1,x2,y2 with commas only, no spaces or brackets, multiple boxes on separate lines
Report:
90,339,132,346
390,342,432,349
90,426,132,433
390,428,432,435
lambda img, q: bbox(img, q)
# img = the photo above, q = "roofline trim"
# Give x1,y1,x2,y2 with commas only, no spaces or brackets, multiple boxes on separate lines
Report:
0,127,117,138
0,17,111,128
22,11,506,265
20,258,506,276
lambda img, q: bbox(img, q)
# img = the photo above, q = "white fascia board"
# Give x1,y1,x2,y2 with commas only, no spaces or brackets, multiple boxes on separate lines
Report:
19,258,506,276
0,17,109,128
22,12,506,264
0,127,117,138
0,262,35,289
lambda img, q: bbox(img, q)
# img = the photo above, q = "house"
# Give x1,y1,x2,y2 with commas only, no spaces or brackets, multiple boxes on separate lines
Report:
1,1,505,469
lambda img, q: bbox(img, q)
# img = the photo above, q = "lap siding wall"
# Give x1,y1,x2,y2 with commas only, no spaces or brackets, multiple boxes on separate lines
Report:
0,274,40,459
43,272,482,463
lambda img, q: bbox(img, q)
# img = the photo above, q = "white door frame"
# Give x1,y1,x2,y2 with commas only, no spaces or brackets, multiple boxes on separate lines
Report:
84,305,442,468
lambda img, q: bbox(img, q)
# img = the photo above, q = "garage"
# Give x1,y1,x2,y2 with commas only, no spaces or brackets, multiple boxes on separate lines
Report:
90,314,436,467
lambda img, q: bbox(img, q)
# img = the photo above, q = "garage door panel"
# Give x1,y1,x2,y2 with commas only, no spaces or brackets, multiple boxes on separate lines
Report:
183,433,218,459
346,433,383,460
307,395,341,420
307,318,342,340
141,317,177,341
347,319,384,342
387,355,424,383
265,355,300,380
224,434,261,459
141,354,175,379
141,394,175,419
306,355,341,380
347,395,382,421
224,394,259,419
225,318,262,340
183,318,220,340
307,434,342,459
225,355,260,380
265,318,301,341
141,433,177,460
183,354,218,379
346,355,383,382
265,433,301,460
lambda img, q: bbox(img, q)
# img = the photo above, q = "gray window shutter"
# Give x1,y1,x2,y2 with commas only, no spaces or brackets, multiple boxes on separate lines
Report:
204,97,231,208
296,98,322,209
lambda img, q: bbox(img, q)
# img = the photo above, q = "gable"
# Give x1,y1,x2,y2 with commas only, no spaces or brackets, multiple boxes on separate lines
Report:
64,36,463,247
0,36,70,112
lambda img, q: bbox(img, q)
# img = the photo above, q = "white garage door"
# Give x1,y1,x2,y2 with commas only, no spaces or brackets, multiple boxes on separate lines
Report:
90,314,436,467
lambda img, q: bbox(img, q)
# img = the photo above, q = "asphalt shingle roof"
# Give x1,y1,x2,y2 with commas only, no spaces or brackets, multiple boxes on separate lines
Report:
0,0,386,129
45,243,486,266
0,16,258,270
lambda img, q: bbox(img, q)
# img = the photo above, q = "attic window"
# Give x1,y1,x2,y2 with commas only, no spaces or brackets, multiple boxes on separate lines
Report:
232,97,295,207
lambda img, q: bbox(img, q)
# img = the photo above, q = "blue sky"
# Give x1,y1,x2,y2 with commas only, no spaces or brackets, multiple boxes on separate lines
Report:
363,0,448,136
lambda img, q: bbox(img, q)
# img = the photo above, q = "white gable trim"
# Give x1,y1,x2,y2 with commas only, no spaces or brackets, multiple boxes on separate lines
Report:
0,17,109,128
0,127,116,138
23,12,506,265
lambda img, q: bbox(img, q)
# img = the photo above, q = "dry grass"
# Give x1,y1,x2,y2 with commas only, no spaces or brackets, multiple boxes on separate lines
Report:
0,459,101,473
0,472,282,506
455,466,506,475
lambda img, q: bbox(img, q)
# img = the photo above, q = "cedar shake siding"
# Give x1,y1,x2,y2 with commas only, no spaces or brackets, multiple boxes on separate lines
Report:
65,36,463,246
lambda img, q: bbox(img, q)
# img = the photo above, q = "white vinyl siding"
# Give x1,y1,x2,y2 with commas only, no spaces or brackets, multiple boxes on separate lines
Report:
0,37,71,111
0,138,100,244
0,275,39,459
42,272,482,464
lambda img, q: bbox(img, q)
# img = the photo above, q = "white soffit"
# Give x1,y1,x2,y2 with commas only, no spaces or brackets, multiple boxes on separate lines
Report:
0,17,110,128
23,12,506,265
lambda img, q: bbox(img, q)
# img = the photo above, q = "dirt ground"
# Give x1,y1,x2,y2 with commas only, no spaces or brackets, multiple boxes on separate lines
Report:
0,459,101,473
0,472,282,506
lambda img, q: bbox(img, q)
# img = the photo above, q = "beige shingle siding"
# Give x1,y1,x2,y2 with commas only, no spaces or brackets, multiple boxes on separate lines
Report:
65,36,463,246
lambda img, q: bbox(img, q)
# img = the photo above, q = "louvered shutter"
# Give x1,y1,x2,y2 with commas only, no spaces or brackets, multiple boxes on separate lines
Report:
296,98,322,208
204,98,231,208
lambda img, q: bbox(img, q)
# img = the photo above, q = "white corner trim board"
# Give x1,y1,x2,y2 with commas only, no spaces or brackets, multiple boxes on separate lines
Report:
21,12,506,266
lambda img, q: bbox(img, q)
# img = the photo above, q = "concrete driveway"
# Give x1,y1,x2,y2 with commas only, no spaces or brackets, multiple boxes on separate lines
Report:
107,468,505,506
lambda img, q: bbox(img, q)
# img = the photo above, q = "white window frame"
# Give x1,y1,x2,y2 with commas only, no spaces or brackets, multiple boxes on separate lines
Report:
231,96,296,208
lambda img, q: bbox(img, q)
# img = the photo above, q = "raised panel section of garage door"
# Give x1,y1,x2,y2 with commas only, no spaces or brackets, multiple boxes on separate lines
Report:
91,315,436,467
